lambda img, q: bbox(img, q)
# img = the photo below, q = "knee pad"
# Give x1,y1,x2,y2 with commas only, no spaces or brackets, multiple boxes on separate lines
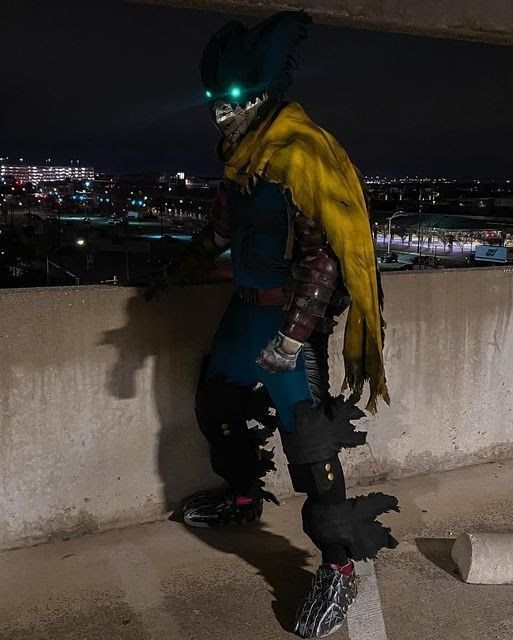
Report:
195,374,278,444
281,396,367,465
288,454,346,500
282,395,366,499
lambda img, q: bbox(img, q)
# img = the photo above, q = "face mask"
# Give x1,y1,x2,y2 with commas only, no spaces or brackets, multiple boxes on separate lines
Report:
208,92,270,143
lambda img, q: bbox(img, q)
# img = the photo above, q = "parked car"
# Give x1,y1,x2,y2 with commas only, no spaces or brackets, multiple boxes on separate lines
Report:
380,252,398,263
146,256,167,266
406,255,441,270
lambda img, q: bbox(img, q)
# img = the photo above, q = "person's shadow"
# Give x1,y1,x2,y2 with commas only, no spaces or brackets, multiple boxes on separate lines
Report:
186,520,314,630
100,285,314,632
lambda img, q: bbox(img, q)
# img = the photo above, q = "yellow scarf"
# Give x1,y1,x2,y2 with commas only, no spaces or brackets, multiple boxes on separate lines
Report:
222,102,389,413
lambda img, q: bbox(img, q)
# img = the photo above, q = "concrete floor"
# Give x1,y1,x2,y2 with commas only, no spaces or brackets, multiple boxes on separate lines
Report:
1,460,513,640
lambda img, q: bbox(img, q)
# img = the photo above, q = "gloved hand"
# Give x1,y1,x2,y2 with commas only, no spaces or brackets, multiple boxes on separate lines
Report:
144,260,188,301
144,245,215,301
256,332,303,373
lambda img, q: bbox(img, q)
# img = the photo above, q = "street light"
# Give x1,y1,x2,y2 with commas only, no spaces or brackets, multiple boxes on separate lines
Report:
386,210,409,254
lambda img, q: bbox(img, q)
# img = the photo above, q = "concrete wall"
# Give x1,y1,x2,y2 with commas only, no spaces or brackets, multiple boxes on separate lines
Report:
128,0,513,46
1,268,513,549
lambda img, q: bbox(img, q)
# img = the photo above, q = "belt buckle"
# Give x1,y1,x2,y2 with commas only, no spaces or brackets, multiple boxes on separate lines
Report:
237,286,258,305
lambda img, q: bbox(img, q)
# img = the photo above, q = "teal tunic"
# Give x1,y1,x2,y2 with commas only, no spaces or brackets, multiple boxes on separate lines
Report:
206,178,314,431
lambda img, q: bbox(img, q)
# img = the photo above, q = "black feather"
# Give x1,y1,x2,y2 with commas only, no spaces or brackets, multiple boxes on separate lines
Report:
199,11,312,98
199,20,245,90
281,395,368,465
302,492,400,561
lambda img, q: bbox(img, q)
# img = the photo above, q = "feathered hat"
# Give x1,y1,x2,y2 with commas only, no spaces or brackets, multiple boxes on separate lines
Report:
200,11,312,102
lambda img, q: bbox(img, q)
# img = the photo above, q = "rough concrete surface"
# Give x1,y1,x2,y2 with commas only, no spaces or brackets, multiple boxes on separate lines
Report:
1,460,513,640
2,268,513,549
451,531,513,584
126,0,513,46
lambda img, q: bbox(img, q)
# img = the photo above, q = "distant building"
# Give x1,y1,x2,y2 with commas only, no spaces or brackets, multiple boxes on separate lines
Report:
160,171,222,193
186,176,222,190
0,163,94,183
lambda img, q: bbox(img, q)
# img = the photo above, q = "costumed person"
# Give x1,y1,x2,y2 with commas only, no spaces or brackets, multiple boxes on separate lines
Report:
147,11,399,638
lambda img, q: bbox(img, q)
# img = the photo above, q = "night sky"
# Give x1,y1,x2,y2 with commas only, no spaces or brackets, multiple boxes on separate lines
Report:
1,0,512,179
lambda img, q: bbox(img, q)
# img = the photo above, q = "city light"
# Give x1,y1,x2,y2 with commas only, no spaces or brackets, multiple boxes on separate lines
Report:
1,165,511,290
0,162,94,183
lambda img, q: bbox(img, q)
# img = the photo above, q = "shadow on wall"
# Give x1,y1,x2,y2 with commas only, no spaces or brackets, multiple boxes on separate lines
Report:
99,287,221,510
99,287,314,632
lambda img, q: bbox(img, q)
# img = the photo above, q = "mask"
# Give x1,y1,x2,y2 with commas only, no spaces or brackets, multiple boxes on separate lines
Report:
211,93,269,143
200,11,311,142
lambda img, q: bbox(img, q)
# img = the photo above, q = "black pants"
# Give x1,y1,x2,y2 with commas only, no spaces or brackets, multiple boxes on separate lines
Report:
195,332,349,566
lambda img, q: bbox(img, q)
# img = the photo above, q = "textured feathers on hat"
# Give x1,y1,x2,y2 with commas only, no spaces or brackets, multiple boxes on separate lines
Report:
200,11,311,97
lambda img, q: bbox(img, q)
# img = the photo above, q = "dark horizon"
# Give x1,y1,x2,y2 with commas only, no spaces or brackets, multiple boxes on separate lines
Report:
1,0,512,180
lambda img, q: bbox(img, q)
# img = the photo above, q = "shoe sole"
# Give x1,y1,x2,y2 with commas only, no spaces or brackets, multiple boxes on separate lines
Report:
183,517,210,528
183,515,261,529
295,618,345,639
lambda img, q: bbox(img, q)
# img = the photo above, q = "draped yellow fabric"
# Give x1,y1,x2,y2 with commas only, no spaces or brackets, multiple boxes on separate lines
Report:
222,101,389,413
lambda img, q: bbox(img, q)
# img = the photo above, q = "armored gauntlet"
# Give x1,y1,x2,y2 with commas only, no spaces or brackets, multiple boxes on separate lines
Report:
257,214,342,373
283,215,340,340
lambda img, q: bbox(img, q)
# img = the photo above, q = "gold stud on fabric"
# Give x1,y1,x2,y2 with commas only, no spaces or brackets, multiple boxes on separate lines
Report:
328,472,334,481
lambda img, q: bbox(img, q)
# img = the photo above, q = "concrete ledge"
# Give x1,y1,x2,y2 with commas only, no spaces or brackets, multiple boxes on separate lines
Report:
127,0,513,46
1,267,513,549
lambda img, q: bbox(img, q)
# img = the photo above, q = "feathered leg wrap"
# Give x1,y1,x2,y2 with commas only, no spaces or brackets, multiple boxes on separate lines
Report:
281,395,400,561
195,375,280,503
281,395,367,464
302,492,400,561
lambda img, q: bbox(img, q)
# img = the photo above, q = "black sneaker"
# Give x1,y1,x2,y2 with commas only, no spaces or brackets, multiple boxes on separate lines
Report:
294,564,358,638
182,488,263,528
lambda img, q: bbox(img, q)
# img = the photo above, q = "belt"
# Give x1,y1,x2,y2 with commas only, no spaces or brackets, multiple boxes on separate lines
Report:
235,285,289,307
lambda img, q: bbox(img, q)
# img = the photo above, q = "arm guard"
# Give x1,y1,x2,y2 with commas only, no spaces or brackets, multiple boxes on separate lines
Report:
145,184,230,298
167,183,230,282
186,180,230,268
281,214,340,343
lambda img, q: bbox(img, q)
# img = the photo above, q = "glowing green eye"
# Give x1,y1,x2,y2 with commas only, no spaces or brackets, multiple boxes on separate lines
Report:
205,90,212,98
229,85,242,99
